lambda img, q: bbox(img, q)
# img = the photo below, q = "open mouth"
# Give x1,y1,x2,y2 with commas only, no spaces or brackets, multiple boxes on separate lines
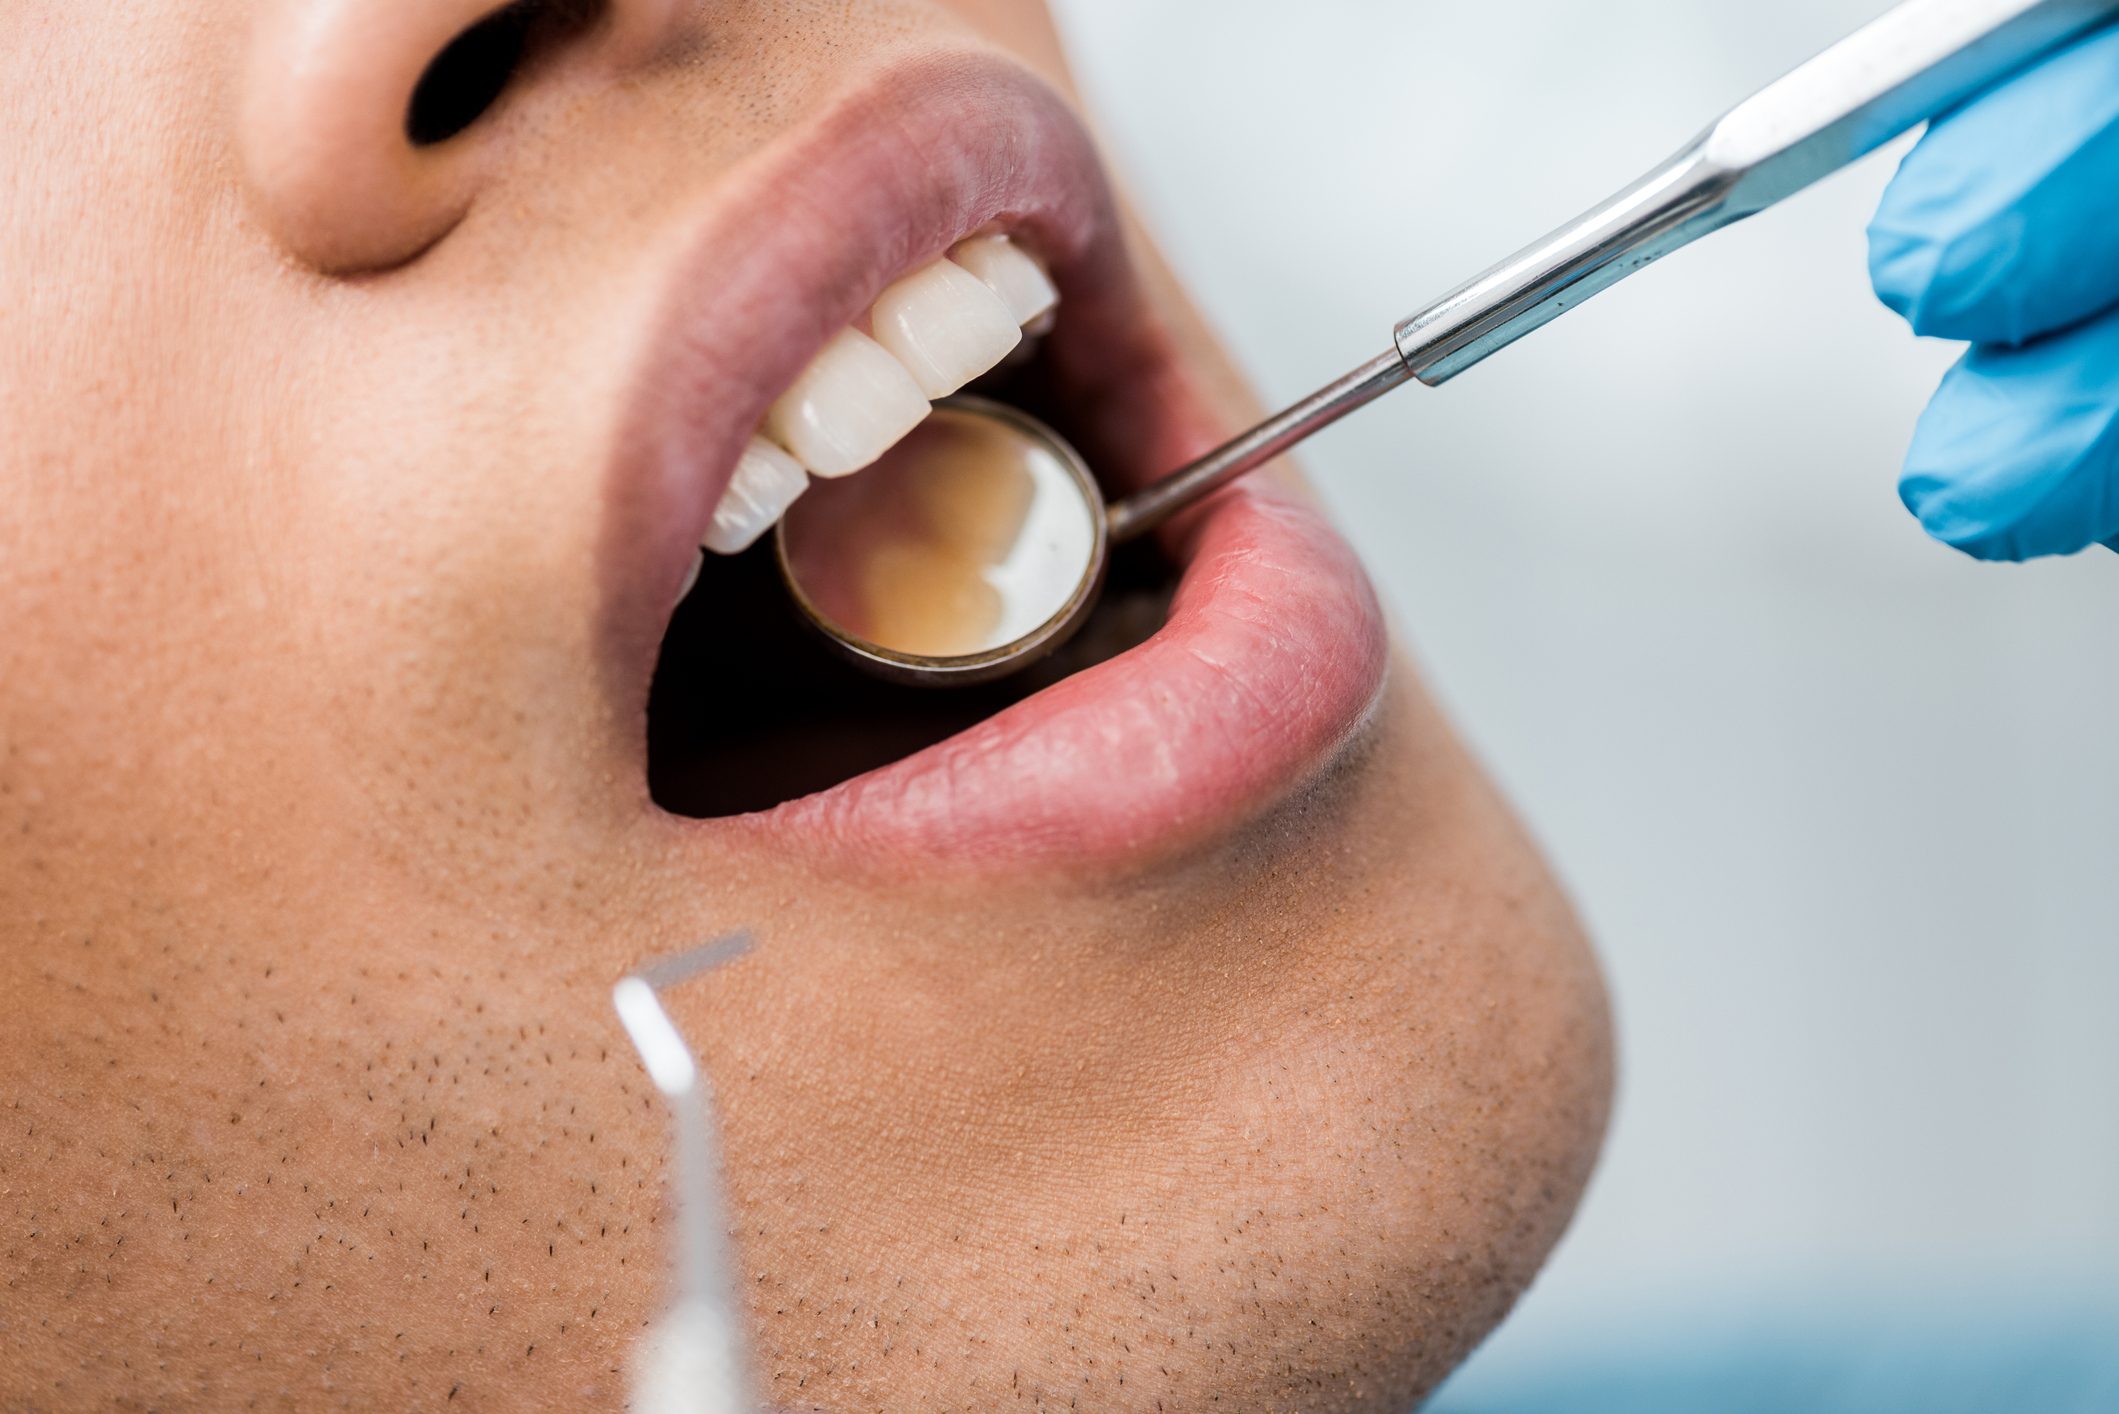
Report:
613,50,1387,870
648,230,1179,818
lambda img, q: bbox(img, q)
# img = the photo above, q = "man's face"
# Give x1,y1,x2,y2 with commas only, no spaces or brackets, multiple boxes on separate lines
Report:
0,2,1612,1408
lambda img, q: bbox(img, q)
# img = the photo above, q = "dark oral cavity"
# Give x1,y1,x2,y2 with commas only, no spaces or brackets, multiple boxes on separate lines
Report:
645,532,1175,819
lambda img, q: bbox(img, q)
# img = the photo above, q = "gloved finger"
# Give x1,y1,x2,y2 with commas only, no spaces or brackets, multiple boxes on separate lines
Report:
1900,305,2119,560
1869,24,2119,347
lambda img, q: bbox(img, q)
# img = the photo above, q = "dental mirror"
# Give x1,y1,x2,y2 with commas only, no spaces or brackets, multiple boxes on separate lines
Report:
777,0,2119,687
776,399,1111,687
778,363,1414,687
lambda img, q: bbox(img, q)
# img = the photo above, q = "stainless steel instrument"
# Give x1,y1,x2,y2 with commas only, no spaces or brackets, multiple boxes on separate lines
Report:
1108,0,2119,543
779,0,2119,685
614,934,757,1414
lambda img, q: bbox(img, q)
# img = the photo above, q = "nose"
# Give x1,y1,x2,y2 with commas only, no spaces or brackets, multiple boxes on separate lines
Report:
243,0,683,271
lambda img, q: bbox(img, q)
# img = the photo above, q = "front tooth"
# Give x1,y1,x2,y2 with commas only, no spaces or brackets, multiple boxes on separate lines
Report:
869,258,1023,399
704,436,809,554
950,234,1059,327
766,329,930,478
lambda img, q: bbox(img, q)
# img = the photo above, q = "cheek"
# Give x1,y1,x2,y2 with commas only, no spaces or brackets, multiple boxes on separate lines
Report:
269,309,621,819
298,304,610,637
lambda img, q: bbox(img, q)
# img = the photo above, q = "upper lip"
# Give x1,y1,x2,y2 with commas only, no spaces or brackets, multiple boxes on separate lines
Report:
606,47,1388,873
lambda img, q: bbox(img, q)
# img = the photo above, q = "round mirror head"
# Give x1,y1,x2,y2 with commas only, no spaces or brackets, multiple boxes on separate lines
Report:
776,399,1108,686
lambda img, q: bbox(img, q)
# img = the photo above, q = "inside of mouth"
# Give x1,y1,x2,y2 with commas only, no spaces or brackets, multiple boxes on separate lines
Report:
646,233,1185,819
646,530,1175,819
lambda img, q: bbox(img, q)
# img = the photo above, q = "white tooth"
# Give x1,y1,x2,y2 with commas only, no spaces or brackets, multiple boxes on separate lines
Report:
869,258,1023,399
950,234,1059,327
675,549,704,604
765,329,930,478
703,437,809,555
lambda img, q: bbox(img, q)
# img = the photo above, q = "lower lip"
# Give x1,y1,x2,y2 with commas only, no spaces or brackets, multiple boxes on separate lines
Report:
725,473,1389,874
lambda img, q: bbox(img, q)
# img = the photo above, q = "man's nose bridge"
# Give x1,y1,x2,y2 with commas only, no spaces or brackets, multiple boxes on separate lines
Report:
238,0,685,273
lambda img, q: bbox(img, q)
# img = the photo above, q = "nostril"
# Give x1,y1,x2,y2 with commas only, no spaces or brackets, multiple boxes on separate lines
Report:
405,0,607,148
246,0,643,269
406,4,534,146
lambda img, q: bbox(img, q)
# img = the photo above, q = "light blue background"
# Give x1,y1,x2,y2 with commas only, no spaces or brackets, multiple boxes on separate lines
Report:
1052,0,2119,1403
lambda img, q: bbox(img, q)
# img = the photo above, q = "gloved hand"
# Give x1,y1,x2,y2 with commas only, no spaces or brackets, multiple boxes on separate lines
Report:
1868,24,2119,560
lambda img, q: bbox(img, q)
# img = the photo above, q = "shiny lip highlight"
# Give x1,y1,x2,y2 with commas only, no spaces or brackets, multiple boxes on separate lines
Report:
607,47,1389,873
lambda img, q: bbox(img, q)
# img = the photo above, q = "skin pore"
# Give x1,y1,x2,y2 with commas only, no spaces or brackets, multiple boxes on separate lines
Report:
0,1,1612,1409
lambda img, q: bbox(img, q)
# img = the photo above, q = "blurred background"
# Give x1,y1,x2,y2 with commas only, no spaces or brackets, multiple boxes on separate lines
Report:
1049,0,2119,1406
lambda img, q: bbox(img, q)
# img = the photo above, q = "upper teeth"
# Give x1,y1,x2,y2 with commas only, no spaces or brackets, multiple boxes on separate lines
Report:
762,328,931,480
870,256,1024,400
949,233,1059,327
702,436,810,555
700,234,1058,557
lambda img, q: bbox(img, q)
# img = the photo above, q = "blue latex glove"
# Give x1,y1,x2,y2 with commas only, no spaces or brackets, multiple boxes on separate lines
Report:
1868,25,2119,560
